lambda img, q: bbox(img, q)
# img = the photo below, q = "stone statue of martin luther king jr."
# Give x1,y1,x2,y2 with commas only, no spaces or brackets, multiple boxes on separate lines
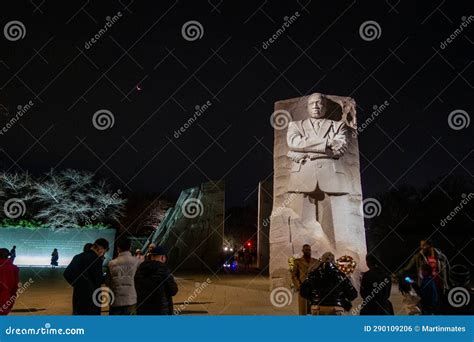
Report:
286,92,357,248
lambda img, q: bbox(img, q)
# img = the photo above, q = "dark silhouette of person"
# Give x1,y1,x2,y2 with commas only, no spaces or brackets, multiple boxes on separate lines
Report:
64,238,109,315
9,246,16,263
83,243,93,252
51,249,59,268
359,254,393,315
300,252,357,315
134,246,178,315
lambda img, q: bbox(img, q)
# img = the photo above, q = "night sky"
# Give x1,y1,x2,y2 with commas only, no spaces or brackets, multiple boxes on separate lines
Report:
1,0,472,207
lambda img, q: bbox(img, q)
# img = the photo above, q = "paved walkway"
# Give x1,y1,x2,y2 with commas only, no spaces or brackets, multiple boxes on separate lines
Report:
10,267,406,315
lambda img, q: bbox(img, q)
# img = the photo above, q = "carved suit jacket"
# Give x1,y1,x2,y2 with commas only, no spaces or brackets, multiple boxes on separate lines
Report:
286,118,352,194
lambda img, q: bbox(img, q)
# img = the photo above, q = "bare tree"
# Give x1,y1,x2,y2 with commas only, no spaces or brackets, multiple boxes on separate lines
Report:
1,169,126,228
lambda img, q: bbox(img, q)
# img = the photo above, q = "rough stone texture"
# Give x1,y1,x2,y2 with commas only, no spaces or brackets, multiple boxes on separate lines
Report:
257,180,273,270
270,95,367,290
145,180,225,271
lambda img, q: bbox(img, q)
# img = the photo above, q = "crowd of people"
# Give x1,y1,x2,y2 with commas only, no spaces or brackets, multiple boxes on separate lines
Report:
291,239,473,315
1,237,472,316
0,239,178,315
63,238,178,315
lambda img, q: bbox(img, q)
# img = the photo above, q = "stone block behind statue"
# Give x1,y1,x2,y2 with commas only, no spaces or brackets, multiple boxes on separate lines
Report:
270,93,367,290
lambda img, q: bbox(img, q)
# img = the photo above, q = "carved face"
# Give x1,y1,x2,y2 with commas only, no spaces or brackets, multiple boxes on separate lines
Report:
302,245,311,257
307,93,327,119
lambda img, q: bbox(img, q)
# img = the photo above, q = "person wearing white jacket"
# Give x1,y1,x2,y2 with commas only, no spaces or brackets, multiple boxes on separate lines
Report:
107,238,141,315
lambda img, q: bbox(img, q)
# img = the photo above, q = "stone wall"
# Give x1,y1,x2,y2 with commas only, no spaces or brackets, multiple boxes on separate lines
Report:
0,227,116,266
145,180,225,271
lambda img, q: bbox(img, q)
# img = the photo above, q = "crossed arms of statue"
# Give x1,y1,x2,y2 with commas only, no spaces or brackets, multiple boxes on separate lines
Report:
287,122,349,162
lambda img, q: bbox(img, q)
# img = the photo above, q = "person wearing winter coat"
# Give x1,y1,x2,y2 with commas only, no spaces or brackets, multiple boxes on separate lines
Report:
359,254,393,315
107,238,140,315
0,248,19,315
134,245,178,315
63,238,109,315
300,252,357,315
396,238,449,294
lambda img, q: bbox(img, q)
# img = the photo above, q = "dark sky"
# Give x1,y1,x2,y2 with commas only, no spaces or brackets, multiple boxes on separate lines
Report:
1,0,472,207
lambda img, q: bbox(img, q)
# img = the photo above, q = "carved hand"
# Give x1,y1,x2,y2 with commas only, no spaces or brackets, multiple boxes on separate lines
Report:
328,134,347,157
